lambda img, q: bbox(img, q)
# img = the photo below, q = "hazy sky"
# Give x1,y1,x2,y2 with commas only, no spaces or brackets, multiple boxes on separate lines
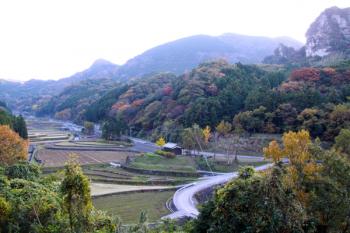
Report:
0,0,349,81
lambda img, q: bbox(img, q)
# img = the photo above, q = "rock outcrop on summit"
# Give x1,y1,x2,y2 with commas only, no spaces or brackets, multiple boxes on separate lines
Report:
305,6,350,57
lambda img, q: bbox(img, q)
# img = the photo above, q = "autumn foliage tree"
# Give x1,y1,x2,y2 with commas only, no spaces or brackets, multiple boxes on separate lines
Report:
264,130,318,204
215,120,232,136
289,67,320,82
202,126,211,145
0,125,28,166
156,137,166,147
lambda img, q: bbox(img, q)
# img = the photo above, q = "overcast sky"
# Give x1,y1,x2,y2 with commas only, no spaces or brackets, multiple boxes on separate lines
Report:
0,0,349,81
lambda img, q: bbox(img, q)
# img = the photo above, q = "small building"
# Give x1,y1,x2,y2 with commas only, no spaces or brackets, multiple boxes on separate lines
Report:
162,142,182,155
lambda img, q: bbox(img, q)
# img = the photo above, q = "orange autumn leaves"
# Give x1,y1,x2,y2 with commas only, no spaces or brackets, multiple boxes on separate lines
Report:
0,125,28,166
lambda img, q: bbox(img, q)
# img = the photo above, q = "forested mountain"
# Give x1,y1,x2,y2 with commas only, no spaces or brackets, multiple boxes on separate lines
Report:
36,78,120,122
0,33,301,115
0,59,120,112
116,34,302,79
82,59,350,141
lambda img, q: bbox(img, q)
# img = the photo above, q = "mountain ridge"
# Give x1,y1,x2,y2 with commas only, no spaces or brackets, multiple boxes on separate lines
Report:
116,33,302,79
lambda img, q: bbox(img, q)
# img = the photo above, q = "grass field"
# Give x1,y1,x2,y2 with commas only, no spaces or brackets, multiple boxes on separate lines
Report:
93,190,174,223
37,149,135,167
130,153,197,172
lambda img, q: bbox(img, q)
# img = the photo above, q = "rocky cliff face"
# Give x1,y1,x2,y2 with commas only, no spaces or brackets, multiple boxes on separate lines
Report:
263,44,306,65
305,6,350,57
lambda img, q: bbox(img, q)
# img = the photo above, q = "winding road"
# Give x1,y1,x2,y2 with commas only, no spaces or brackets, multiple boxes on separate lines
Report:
163,163,273,219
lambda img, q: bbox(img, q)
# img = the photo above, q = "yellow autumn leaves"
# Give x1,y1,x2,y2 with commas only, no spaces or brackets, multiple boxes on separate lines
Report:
263,129,311,164
263,129,320,205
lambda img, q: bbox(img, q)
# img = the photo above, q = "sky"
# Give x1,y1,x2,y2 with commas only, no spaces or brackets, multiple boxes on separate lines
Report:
0,0,349,81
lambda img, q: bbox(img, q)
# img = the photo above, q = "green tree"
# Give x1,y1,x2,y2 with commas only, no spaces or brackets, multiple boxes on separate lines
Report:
1,178,66,233
83,121,95,135
0,197,10,231
0,109,12,126
233,106,267,133
60,157,93,233
334,129,350,156
192,164,306,233
102,117,127,140
5,162,40,181
13,115,28,139
181,127,196,152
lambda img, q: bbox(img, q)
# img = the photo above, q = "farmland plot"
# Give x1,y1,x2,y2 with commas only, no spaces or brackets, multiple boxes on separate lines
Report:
37,149,135,167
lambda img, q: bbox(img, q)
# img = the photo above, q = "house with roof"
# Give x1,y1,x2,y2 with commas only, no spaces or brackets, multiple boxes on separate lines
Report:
162,142,182,155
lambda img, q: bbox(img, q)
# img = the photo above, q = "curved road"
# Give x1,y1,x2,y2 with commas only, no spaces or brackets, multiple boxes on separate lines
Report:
163,163,273,219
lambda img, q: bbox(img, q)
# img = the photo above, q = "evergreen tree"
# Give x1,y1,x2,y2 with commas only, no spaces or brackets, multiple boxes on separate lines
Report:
13,115,28,139
60,157,93,233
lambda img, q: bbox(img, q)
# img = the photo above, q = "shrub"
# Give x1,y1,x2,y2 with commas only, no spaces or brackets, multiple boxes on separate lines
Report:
155,150,176,159
5,162,41,181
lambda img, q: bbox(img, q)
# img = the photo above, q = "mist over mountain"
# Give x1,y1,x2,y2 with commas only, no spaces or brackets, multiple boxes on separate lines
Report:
116,33,302,79
0,60,120,111
61,59,120,84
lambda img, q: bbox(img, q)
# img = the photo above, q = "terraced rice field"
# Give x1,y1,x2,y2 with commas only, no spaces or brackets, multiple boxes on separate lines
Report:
90,183,174,196
83,166,195,186
37,149,135,167
130,153,197,172
55,141,131,148
93,190,174,223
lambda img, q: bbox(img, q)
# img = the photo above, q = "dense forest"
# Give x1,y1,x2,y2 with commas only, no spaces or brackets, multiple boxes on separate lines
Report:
36,78,120,122
0,103,28,139
74,59,350,142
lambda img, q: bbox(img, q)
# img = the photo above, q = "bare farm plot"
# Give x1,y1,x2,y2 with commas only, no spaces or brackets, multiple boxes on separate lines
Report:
37,149,135,167
90,183,174,196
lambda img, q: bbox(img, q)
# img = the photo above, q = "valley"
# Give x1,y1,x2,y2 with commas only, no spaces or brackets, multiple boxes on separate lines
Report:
25,116,267,224
1,4,350,233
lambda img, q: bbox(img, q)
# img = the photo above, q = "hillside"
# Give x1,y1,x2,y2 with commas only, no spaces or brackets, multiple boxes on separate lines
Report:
82,59,350,142
36,78,120,122
0,59,120,112
116,34,302,79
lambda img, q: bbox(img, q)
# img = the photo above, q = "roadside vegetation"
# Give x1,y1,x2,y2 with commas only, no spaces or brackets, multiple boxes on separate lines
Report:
190,130,350,233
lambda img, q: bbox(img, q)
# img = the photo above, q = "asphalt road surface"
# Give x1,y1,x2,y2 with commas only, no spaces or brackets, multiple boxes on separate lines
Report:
163,163,273,219
129,137,160,153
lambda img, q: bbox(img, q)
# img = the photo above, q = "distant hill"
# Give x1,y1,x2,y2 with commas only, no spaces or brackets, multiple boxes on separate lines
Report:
0,60,120,112
61,59,120,84
116,34,302,79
